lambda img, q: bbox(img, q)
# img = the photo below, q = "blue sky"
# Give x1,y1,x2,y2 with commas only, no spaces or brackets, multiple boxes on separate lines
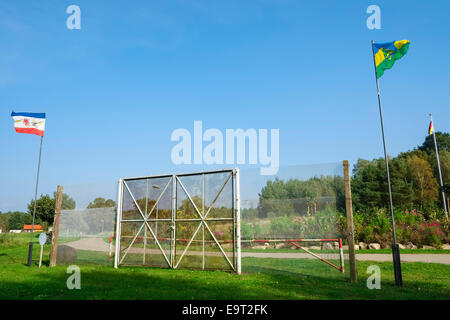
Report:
1,1,449,211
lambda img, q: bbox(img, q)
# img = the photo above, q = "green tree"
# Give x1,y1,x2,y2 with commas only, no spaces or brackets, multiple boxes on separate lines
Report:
27,192,76,225
54,192,76,210
351,132,449,212
28,195,54,224
258,175,344,217
87,197,116,209
419,131,450,154
407,155,439,209
390,156,414,208
0,212,11,231
429,149,449,190
351,158,385,210
8,211,33,229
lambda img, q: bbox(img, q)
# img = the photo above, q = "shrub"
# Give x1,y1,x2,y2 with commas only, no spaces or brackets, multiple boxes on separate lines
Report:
420,220,445,247
241,222,263,240
374,212,391,235
363,225,374,243
0,233,23,247
352,206,449,247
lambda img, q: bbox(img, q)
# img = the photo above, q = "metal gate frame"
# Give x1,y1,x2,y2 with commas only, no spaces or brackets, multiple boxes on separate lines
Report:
114,168,241,274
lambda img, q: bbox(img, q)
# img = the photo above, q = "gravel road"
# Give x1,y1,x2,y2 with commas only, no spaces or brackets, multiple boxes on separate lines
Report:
65,237,450,265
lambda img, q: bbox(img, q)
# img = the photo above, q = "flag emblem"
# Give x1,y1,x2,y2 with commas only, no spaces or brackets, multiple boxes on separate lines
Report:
373,40,410,78
11,112,46,136
429,121,434,135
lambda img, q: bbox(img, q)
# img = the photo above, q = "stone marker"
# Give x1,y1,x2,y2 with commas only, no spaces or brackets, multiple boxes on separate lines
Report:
56,245,78,264
359,242,367,250
406,242,417,249
252,245,266,250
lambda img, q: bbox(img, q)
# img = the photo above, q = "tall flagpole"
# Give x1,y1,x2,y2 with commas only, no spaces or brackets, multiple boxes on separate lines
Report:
371,40,403,286
429,114,448,219
27,135,44,266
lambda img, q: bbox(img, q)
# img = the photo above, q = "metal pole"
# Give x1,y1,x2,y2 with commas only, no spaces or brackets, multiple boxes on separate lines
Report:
202,173,205,271
27,135,44,267
143,179,148,265
371,40,402,286
171,175,176,268
430,114,448,219
235,168,241,275
114,179,124,269
155,203,158,238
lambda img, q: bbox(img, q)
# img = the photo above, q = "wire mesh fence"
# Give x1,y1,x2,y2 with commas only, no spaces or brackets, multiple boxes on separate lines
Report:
116,169,238,271
55,182,117,266
55,162,350,278
238,162,349,275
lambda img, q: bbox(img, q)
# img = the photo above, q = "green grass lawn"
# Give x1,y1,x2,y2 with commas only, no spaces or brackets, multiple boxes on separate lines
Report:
1,234,449,300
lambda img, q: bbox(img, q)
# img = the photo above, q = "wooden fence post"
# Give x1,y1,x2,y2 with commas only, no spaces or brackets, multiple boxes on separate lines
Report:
343,160,357,283
49,185,63,267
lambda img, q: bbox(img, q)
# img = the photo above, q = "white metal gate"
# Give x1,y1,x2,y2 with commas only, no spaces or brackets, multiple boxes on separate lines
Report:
114,169,241,273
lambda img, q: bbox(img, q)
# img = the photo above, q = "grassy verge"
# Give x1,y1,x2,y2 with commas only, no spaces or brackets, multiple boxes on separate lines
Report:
0,240,449,300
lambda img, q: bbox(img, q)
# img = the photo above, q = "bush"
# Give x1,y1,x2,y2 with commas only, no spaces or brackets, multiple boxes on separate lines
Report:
241,222,263,240
362,225,374,243
420,220,445,247
352,207,449,247
0,233,23,247
374,211,391,235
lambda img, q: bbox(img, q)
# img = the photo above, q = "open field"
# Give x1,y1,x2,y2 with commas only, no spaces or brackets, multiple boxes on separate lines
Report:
0,234,449,300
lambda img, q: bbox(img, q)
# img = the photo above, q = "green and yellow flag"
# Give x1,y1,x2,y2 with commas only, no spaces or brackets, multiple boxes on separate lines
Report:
373,40,410,78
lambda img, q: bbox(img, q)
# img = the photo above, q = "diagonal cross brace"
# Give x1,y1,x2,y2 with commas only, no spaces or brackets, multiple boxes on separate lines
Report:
176,177,204,220
119,178,172,261
203,172,232,219
119,178,172,266
174,174,235,270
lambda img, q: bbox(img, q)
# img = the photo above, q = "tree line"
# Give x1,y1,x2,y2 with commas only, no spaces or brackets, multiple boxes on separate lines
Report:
253,132,449,219
352,132,449,216
0,194,116,231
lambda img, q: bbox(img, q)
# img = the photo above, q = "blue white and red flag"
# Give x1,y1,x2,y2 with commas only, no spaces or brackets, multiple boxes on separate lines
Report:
11,112,46,137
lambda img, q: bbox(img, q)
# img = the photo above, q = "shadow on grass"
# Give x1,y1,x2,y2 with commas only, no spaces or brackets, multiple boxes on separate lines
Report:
1,259,449,300
1,246,449,300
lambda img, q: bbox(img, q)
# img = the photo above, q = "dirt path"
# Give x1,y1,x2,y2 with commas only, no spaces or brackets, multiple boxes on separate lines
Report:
64,237,450,265
64,237,110,252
